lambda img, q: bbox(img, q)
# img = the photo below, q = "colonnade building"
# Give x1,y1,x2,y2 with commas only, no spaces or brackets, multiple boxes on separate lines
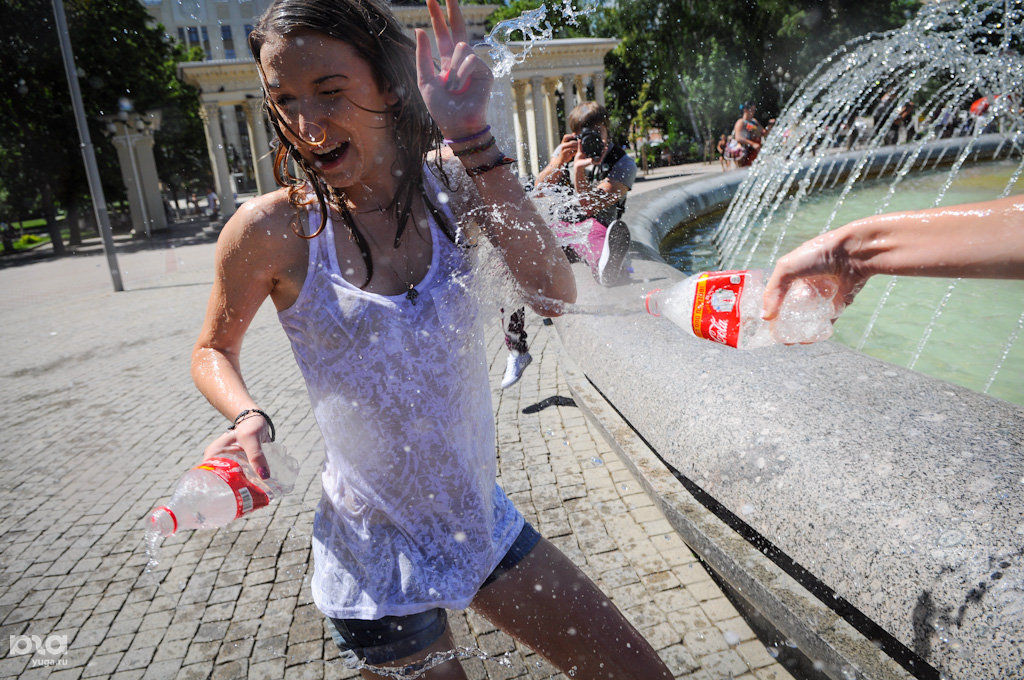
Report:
141,0,617,222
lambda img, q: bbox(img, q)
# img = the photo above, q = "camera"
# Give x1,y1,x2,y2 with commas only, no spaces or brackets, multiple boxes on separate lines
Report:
577,127,605,159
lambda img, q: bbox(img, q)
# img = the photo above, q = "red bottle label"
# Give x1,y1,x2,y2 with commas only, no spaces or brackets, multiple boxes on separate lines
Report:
692,270,746,347
197,457,270,519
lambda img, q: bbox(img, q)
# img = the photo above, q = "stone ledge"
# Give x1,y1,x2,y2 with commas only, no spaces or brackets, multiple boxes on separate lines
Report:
556,337,912,680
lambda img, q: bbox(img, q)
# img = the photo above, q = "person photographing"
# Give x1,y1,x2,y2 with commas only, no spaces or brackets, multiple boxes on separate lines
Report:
499,101,638,388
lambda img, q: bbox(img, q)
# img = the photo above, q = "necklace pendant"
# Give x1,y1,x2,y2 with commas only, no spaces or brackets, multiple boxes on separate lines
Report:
406,286,418,305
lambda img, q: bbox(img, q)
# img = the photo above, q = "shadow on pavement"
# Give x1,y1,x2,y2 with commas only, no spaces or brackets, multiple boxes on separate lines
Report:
521,395,577,414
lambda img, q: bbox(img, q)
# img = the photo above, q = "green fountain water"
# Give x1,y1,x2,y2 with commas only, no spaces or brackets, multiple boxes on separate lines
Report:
663,160,1024,407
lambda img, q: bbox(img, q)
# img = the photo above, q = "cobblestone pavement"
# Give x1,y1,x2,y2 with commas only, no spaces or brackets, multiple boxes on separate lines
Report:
0,227,793,680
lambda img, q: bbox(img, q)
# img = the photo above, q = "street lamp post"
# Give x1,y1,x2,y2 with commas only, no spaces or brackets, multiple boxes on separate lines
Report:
51,0,123,291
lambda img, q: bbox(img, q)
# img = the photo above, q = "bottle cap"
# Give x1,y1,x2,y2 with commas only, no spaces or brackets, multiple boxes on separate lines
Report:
151,506,177,536
644,289,663,316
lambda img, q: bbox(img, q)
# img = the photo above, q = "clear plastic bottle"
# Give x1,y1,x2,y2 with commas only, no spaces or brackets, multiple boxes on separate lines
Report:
643,269,837,349
149,442,299,537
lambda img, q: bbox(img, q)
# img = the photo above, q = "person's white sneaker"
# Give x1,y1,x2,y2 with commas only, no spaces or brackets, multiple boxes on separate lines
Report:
501,351,533,389
597,219,631,286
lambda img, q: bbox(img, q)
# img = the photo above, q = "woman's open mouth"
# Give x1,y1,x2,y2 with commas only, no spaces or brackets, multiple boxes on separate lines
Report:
312,142,349,169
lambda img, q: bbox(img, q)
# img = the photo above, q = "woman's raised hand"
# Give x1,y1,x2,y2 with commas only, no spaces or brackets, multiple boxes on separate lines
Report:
415,0,493,139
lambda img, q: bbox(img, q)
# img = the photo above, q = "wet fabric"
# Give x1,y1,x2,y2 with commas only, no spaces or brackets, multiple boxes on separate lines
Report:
278,168,523,618
326,522,541,665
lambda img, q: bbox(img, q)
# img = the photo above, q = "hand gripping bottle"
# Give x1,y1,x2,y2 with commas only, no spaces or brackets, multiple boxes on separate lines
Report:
643,269,837,349
149,443,299,537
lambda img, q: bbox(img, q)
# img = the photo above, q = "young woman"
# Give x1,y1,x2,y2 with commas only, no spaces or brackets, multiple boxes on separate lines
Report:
189,0,674,678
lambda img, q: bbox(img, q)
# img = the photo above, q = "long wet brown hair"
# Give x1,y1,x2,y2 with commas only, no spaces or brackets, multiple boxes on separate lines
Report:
248,0,447,287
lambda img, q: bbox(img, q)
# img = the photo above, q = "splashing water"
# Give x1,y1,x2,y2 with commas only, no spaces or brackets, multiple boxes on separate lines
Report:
341,646,514,679
144,528,161,572
483,0,595,78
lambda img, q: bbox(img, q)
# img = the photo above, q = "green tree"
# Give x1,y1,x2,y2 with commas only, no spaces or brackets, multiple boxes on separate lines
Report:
0,0,207,255
600,0,918,158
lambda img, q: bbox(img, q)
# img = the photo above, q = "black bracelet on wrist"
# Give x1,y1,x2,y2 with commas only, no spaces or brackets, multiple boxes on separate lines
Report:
452,136,497,157
465,154,515,177
229,408,276,442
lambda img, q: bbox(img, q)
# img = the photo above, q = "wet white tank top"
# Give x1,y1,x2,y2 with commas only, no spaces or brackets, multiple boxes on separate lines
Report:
277,174,522,619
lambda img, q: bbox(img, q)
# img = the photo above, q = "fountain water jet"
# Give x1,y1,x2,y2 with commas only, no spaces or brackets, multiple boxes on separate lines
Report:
709,0,1024,399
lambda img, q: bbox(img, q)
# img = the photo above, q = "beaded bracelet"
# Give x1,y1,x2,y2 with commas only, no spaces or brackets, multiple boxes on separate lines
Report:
229,408,276,442
443,125,491,145
465,154,515,177
452,136,497,158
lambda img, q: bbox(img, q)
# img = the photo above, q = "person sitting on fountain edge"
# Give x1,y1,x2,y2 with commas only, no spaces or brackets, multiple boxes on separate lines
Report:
498,100,638,389
726,102,764,167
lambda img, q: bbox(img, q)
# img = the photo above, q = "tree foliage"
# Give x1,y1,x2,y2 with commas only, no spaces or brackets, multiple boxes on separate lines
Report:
0,0,207,254
601,0,920,150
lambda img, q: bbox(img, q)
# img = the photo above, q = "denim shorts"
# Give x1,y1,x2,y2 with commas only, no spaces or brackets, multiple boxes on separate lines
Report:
327,521,541,665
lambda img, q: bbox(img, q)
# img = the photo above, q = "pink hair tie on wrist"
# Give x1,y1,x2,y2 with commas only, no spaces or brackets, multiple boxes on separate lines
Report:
444,125,491,145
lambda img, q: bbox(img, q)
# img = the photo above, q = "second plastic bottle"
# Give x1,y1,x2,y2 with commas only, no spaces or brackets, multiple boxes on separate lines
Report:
149,442,299,537
644,269,837,349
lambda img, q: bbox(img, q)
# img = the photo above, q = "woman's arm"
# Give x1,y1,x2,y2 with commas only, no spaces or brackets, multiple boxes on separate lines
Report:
762,195,1024,320
452,154,577,316
415,0,575,315
191,199,285,474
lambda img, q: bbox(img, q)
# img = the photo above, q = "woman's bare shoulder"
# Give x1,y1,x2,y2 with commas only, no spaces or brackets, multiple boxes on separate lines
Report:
221,189,301,242
212,189,311,280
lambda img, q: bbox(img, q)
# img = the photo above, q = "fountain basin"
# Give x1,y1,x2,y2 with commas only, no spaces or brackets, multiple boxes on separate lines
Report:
553,137,1024,679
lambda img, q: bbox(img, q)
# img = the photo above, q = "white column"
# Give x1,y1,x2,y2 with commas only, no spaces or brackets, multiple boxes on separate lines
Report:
574,75,585,107
109,134,145,234
200,101,236,218
529,76,549,177
512,82,531,178
561,75,575,122
543,79,559,158
243,99,275,195
221,105,242,171
593,72,606,106
134,134,168,232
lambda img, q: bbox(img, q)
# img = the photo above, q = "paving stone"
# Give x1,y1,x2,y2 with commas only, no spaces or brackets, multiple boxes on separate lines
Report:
183,640,221,666
139,658,182,680
115,639,157,670
194,620,230,644
736,639,779,670
151,637,189,662
216,637,255,664
700,648,751,677
176,662,215,680
682,627,730,656
283,660,324,680
247,658,286,680
80,652,123,678
659,643,700,675
251,634,288,662
699,596,741,622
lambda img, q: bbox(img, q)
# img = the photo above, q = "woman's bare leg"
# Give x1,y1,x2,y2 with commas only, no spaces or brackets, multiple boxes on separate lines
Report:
357,622,468,680
470,537,673,680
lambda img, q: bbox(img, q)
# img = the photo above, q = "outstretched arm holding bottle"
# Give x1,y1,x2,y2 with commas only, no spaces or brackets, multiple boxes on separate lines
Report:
762,195,1024,321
